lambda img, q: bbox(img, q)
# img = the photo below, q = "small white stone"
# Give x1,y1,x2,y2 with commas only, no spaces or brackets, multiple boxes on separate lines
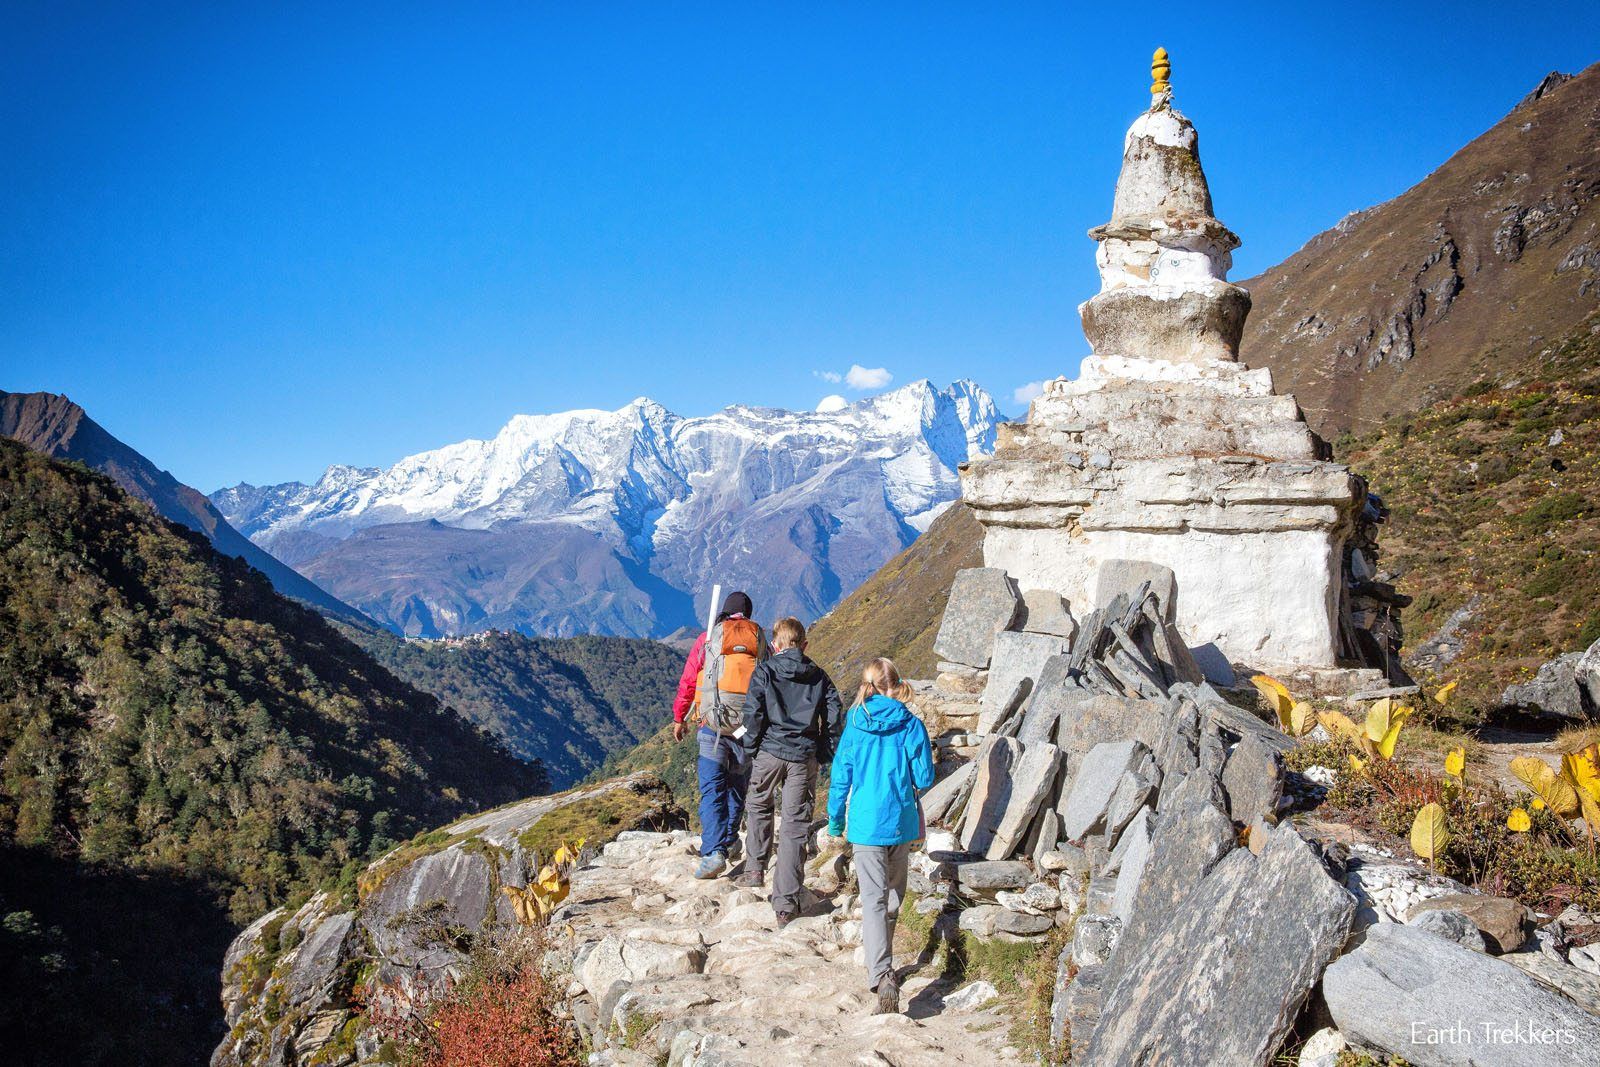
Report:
943,980,1000,1011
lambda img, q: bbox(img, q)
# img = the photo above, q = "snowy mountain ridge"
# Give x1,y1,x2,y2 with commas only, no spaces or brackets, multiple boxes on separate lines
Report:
213,379,1002,638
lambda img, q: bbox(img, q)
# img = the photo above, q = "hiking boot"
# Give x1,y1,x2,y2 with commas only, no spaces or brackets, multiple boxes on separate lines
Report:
873,972,901,1015
735,868,765,889
693,852,728,879
727,839,744,864
775,911,796,928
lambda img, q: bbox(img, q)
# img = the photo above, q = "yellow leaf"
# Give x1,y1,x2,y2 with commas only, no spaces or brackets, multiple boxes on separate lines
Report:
1364,697,1394,743
1434,680,1458,705
1533,797,1547,811
1510,756,1580,817
1507,808,1531,832
1444,747,1466,779
1285,701,1312,737
1251,674,1295,731
1318,709,1364,743
1410,802,1449,861
1348,753,1367,775
1564,745,1600,803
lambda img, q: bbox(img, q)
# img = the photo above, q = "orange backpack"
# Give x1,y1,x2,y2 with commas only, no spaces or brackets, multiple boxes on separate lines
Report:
694,617,766,734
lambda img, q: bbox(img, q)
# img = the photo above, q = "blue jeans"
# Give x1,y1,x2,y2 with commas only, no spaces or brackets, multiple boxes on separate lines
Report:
697,727,749,857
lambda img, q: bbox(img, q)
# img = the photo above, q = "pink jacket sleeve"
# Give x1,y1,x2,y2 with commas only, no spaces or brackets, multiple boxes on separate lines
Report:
672,631,708,723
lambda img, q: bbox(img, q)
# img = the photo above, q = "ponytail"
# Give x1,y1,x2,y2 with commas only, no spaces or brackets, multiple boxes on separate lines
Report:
856,657,912,708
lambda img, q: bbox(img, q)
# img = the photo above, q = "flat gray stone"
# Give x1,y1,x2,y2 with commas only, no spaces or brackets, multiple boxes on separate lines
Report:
1057,962,1103,1062
955,860,1033,895
1031,809,1061,868
987,742,1064,860
958,736,1022,854
1061,740,1148,842
1085,823,1355,1065
1108,817,1154,922
1104,806,1152,878
1019,588,1078,639
921,762,974,826
1324,923,1600,1066
1016,654,1080,744
1094,559,1178,623
1220,732,1286,825
934,568,1021,669
978,630,1069,733
1055,692,1169,785
1104,756,1160,842
993,909,1054,937
1501,650,1596,723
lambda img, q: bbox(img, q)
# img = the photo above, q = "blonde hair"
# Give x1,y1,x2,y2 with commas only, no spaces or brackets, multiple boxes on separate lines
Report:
856,657,912,708
772,617,806,651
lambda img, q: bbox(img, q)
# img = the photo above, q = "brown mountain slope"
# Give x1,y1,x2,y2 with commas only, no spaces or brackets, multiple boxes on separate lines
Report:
0,389,369,625
804,501,983,687
1239,64,1600,438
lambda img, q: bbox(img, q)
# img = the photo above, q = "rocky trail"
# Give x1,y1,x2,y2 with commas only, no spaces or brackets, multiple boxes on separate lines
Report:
555,830,1022,1067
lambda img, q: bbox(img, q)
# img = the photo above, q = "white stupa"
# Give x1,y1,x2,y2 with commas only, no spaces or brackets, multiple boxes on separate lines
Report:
961,49,1363,672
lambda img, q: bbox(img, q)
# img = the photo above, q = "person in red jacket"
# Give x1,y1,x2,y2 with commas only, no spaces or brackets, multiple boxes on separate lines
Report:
672,590,767,878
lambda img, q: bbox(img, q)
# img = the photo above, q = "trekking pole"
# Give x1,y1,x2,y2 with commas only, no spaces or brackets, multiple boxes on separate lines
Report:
704,583,721,639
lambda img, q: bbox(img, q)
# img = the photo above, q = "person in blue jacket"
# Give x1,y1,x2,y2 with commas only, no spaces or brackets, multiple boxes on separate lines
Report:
826,656,934,1015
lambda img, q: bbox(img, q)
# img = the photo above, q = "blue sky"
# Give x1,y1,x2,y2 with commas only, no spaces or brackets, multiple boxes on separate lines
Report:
5,3,1597,490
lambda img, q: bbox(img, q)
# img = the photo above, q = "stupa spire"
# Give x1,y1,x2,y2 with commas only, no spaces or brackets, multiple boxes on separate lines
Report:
1150,46,1171,98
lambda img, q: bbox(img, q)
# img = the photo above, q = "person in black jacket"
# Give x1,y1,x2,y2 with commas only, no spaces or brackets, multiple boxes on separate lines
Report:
737,616,844,923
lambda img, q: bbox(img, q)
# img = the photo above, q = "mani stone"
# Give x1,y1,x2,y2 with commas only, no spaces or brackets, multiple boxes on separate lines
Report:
1323,923,1600,1067
1406,893,1534,955
1060,740,1149,842
959,737,1022,854
1220,732,1286,826
933,567,1022,669
978,630,1069,733
987,742,1064,860
1020,588,1078,639
1084,823,1355,1066
1094,558,1179,623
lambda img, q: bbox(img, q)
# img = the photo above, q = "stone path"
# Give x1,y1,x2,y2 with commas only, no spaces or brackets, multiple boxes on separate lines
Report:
550,830,1023,1067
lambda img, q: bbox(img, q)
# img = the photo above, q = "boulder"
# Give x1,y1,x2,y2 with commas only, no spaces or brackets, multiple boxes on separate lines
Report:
987,742,1064,859
1408,908,1489,953
957,904,1000,937
1061,740,1149,842
1407,893,1533,955
978,631,1069,733
1220,732,1286,825
934,568,1022,669
1323,923,1600,1066
1019,588,1078,640
958,737,1023,854
1576,636,1600,712
1084,823,1354,1065
1501,650,1597,722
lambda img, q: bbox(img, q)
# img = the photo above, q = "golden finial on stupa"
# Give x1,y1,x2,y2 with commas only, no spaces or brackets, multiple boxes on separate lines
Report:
1151,47,1171,97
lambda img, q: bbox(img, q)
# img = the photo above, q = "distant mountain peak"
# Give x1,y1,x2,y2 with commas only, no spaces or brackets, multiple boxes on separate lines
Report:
212,381,1002,639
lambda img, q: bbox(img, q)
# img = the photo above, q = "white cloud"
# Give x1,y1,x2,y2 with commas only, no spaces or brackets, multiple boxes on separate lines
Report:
816,394,849,413
1012,381,1046,407
813,370,843,383
845,364,893,390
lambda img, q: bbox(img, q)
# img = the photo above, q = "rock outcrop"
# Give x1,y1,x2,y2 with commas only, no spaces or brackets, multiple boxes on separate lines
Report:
211,774,683,1067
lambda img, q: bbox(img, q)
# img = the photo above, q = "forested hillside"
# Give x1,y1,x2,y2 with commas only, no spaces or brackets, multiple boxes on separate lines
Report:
0,440,544,1063
347,628,683,785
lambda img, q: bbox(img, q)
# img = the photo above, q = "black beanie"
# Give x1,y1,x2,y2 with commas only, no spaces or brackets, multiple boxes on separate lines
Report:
720,591,753,620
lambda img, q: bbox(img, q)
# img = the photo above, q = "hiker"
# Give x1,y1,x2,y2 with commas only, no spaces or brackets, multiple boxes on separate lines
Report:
672,590,768,878
737,617,844,924
826,657,934,1015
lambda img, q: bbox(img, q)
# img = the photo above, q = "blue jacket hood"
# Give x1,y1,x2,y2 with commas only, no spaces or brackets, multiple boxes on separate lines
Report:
849,694,914,734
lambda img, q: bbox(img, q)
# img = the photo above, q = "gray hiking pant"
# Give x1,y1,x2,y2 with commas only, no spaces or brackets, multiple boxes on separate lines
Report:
743,750,818,915
854,841,910,991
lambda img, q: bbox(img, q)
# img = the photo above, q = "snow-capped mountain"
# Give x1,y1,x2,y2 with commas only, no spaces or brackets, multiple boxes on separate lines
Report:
213,380,1002,638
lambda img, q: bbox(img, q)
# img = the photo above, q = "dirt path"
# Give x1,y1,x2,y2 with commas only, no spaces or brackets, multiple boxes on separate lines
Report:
552,830,1024,1066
